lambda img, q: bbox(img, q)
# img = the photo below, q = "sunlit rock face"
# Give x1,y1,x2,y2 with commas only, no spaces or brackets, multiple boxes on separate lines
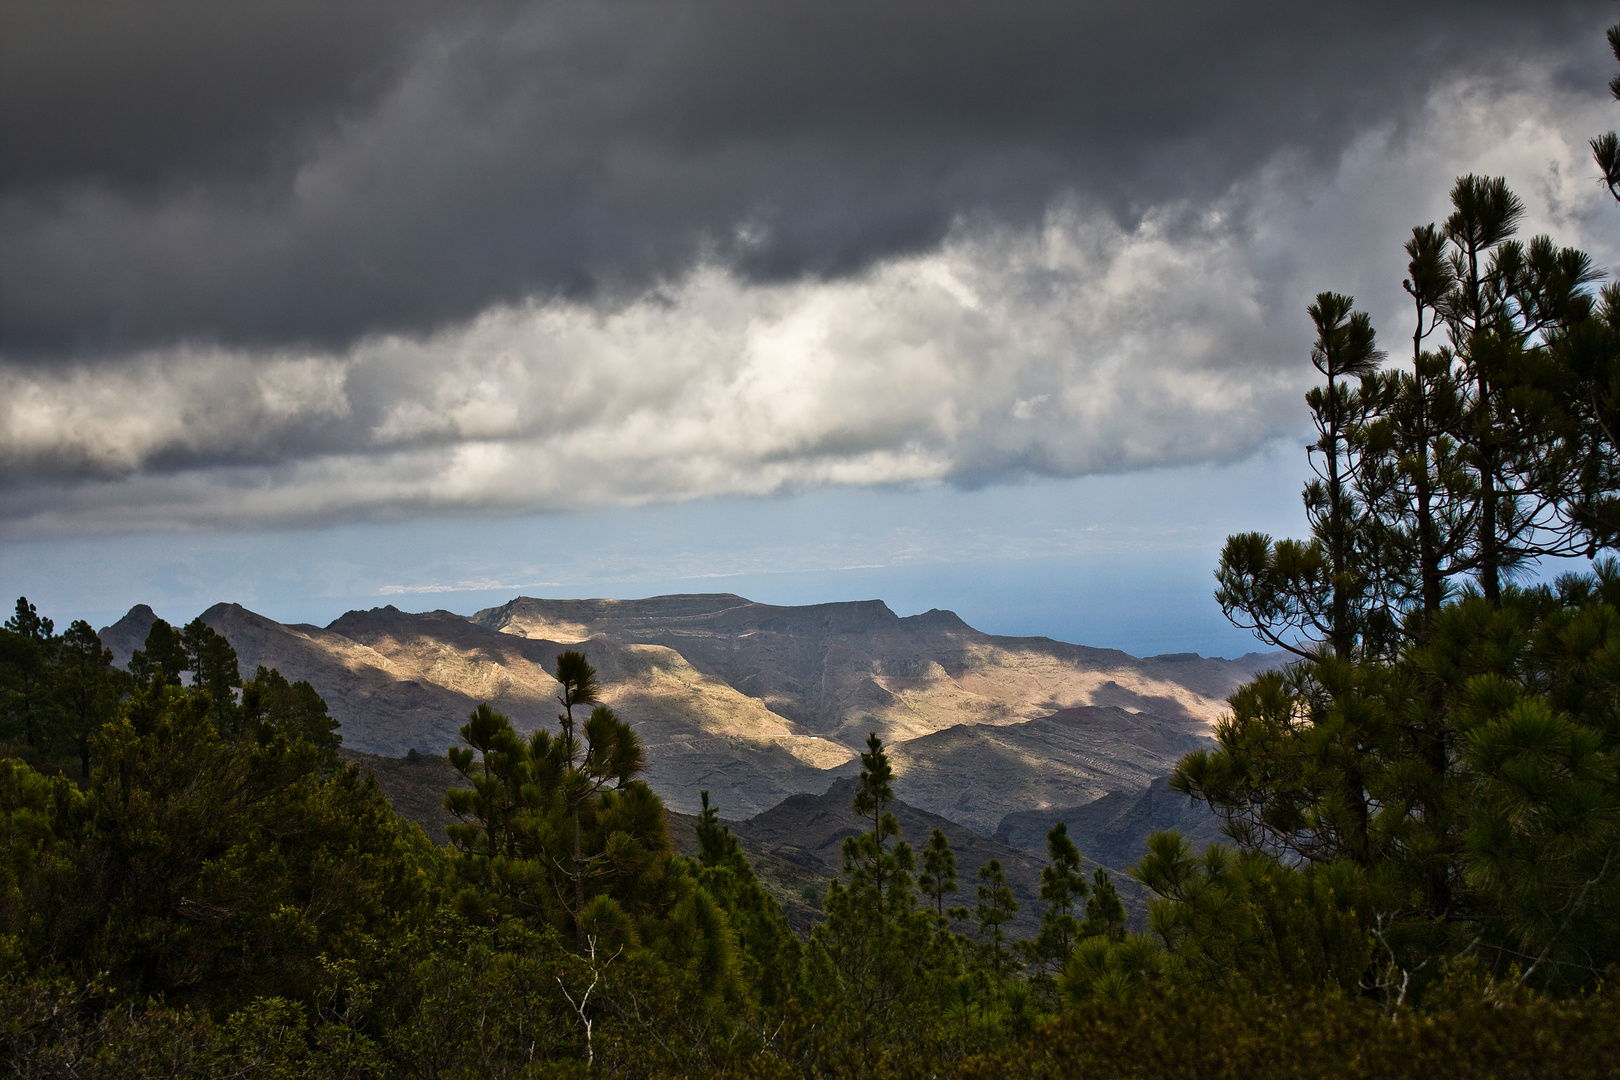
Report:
101,592,1276,826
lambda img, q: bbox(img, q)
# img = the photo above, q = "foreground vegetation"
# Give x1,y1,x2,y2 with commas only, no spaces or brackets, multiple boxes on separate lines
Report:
2,610,1616,1077
6,18,1620,1080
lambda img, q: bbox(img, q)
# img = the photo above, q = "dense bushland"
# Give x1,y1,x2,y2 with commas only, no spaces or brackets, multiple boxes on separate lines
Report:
2,630,1615,1077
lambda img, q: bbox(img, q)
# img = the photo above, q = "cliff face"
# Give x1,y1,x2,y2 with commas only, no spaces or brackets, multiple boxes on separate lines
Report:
100,593,1275,833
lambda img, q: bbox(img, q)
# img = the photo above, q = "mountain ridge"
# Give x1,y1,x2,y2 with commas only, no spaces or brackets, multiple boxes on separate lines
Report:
98,593,1276,828
472,594,1272,742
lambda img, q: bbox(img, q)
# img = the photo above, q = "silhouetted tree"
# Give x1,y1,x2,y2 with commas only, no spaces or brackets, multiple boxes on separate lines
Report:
182,618,242,732
51,621,124,778
1,598,57,753
129,618,185,689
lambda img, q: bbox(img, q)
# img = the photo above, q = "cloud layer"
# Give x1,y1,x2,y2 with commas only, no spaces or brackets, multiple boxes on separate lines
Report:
1,1,1615,534
2,203,1287,528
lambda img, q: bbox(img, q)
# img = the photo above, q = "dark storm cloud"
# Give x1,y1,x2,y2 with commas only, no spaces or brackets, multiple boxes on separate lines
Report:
1,0,1607,358
0,1,425,194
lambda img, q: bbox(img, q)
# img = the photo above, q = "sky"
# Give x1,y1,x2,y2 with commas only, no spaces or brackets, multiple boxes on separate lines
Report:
2,1,1618,657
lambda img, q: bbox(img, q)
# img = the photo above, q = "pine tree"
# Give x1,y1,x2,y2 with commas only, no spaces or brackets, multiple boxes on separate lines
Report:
1307,294,1387,657
1439,175,1590,603
1078,869,1127,943
849,732,906,905
1370,224,1473,633
805,734,948,1072
1,597,58,753
240,665,340,758
3,597,51,641
444,655,665,951
695,788,743,866
1019,820,1087,979
1178,38,1620,993
2,675,437,1011
974,858,1018,979
51,621,123,779
552,649,617,945
182,618,242,733
691,790,801,1010
1215,294,1385,660
129,618,185,689
1133,832,1370,994
918,827,964,924
1578,24,1620,548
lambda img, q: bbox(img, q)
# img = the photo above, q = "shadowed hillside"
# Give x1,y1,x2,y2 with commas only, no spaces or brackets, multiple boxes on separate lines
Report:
888,705,1213,834
729,776,1153,936
997,776,1227,874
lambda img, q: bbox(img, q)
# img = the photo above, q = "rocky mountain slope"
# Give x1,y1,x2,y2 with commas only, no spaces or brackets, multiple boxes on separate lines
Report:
99,593,1275,831
472,595,1271,741
101,600,854,817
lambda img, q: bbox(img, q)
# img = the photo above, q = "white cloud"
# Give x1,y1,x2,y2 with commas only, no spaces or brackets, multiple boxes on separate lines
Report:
0,349,350,473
